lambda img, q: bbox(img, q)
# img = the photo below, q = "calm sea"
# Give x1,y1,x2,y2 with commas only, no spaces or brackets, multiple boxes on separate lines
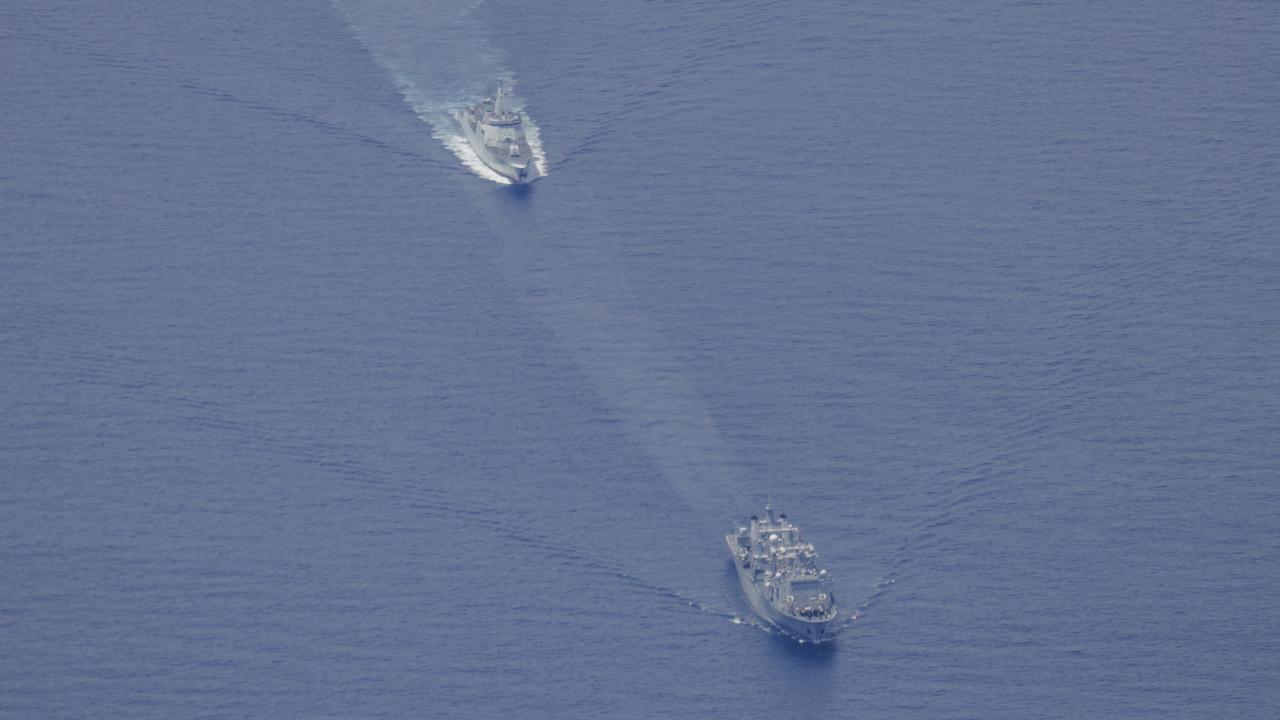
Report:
3,1,1278,717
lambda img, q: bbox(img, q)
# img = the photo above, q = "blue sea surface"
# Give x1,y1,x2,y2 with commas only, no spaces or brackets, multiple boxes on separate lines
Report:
3,1,1278,717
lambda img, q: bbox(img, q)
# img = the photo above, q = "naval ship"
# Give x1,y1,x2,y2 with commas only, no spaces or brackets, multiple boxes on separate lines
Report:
726,502,838,643
455,85,542,184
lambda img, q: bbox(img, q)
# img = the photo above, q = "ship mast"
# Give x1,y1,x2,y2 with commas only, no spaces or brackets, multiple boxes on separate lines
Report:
493,85,511,117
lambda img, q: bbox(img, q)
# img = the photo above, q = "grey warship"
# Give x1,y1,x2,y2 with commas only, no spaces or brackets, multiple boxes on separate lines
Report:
455,85,542,184
726,502,838,643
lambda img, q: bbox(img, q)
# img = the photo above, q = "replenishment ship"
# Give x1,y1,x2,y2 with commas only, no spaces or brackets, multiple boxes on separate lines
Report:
726,502,838,643
455,84,542,184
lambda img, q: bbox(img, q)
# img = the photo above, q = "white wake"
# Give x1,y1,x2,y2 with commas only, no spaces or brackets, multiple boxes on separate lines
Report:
335,0,548,184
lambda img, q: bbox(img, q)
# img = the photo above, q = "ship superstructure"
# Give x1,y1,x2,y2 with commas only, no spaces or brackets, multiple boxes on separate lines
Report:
455,85,542,184
726,502,838,643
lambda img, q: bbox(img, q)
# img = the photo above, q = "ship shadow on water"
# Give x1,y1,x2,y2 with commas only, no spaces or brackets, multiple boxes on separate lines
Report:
466,177,536,227
770,631,838,663
473,178,536,210
499,182,536,202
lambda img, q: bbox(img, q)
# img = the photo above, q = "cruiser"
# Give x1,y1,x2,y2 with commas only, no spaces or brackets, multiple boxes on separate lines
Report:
455,85,542,184
726,502,838,643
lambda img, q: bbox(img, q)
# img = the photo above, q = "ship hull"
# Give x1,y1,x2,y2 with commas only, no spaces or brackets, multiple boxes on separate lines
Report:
726,535,836,644
455,109,542,185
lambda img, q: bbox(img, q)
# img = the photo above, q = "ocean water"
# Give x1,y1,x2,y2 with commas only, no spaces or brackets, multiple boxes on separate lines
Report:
3,0,1278,717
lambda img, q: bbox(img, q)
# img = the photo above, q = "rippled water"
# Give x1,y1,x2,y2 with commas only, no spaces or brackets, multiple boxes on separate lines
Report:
3,1,1278,717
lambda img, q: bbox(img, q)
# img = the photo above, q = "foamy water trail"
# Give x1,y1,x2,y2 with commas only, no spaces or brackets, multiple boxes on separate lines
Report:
338,0,725,530
524,283,736,516
486,207,740,521
335,0,547,184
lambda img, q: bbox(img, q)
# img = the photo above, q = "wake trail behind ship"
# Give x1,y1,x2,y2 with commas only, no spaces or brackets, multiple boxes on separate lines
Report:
336,0,770,618
496,212,741,524
334,0,546,184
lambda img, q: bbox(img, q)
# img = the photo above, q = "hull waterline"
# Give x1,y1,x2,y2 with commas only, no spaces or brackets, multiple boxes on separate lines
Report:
727,534,836,644
454,87,541,185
